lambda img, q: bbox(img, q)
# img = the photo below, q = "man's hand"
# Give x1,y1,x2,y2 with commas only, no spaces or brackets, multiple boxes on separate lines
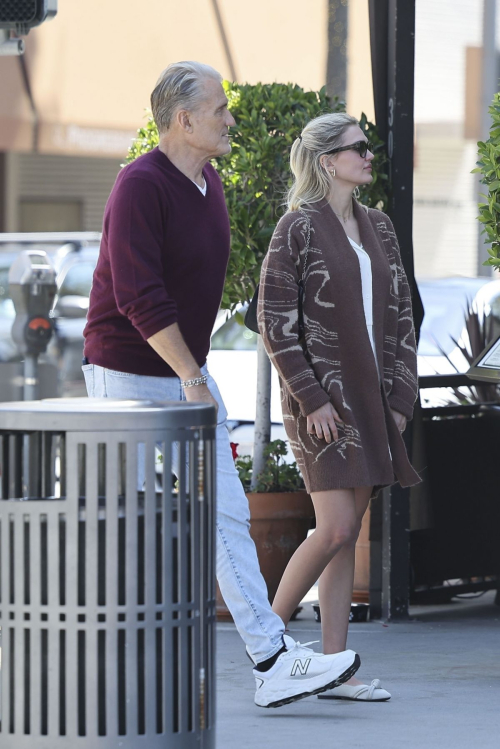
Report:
306,401,343,443
147,324,218,416
184,383,219,416
391,408,407,433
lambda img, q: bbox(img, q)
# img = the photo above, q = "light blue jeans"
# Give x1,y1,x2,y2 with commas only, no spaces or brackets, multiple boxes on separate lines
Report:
82,361,285,663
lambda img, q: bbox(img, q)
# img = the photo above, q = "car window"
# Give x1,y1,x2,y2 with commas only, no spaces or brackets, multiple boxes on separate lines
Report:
211,314,258,350
58,263,95,298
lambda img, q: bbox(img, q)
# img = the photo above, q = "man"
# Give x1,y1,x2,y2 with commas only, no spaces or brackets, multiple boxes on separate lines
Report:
83,60,359,708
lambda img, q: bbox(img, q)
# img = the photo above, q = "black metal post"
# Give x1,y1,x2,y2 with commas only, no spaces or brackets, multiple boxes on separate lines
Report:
326,0,349,101
0,152,6,231
368,0,419,620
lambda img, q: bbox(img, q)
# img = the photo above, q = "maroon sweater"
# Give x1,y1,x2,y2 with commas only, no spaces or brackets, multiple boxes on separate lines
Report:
83,148,231,377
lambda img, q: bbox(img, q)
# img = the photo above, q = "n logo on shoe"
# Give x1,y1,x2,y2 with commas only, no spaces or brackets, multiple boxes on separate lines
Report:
290,657,311,676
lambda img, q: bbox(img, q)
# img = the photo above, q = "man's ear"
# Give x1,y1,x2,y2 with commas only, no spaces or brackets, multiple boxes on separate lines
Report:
177,109,193,133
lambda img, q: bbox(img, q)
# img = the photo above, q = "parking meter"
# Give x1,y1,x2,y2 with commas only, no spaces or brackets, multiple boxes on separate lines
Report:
9,250,57,399
9,250,57,355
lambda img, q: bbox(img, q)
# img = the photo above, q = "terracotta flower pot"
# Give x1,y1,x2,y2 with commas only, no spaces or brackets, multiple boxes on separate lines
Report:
216,490,315,621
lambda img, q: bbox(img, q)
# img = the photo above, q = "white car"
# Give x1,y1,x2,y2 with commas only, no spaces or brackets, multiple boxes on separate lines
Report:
416,277,496,375
207,309,283,424
206,309,288,455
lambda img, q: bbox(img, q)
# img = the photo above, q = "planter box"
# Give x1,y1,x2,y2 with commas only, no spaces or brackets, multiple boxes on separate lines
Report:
411,406,500,590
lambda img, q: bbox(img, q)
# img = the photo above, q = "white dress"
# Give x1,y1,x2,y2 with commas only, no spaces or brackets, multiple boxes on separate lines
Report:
348,236,379,379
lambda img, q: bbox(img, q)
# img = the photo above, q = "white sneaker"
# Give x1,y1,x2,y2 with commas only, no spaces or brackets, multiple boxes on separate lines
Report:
253,635,360,708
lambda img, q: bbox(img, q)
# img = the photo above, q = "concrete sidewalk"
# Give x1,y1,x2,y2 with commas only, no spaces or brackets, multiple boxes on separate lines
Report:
216,591,499,749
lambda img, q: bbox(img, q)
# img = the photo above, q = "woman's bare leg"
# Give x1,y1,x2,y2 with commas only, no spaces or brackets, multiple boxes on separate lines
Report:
271,488,359,628
319,486,372,684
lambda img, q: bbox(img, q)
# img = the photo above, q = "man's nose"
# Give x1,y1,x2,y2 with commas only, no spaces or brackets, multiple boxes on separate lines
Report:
227,112,236,127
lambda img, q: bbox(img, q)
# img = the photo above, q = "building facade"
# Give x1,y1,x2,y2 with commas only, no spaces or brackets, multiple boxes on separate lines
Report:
0,0,498,283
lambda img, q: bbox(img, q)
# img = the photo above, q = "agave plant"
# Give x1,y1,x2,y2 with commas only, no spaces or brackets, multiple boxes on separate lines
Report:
434,300,500,405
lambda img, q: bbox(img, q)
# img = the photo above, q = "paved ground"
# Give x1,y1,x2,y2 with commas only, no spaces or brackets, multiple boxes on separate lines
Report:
216,591,500,749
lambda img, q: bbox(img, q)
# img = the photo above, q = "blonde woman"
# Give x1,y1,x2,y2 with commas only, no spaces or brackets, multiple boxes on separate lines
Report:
257,113,420,701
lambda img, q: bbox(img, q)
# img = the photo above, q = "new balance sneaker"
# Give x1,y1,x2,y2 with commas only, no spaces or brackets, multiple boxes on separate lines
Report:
253,635,360,708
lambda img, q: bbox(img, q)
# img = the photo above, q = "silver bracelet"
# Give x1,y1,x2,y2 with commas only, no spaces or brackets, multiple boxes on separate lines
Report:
181,374,208,389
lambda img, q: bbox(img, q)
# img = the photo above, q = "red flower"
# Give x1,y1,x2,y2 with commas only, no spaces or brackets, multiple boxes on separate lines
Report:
230,442,239,460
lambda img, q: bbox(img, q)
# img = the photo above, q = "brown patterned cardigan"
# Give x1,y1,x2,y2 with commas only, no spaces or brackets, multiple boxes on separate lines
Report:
258,198,421,494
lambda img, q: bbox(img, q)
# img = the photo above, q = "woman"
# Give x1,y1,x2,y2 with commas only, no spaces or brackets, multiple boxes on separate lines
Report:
258,113,420,702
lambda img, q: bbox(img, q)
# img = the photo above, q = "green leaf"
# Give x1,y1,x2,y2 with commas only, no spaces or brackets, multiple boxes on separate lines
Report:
474,98,500,252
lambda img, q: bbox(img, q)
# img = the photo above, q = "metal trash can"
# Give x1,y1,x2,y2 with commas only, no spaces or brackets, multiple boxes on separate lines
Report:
0,397,217,748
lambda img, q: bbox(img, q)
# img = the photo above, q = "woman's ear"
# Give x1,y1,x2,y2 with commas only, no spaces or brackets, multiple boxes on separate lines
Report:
320,155,333,172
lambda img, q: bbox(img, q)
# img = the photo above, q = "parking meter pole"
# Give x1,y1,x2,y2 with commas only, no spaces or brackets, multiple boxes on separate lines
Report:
23,353,39,400
9,250,56,499
22,353,41,497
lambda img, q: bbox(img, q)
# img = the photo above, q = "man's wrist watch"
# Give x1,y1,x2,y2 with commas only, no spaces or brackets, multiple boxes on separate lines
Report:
181,375,208,389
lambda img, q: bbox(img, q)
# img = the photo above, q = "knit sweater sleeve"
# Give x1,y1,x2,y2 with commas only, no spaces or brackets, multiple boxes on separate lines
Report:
378,212,418,420
258,212,331,417
106,175,178,340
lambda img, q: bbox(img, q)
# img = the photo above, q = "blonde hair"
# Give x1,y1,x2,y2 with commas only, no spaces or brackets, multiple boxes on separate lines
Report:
287,113,359,211
151,61,221,133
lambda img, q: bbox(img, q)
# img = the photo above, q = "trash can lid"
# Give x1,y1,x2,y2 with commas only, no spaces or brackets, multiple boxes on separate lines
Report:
0,397,216,432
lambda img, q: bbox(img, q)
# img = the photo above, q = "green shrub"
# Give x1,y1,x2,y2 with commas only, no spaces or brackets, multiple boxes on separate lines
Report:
474,93,500,269
126,81,389,310
233,439,305,493
126,114,158,162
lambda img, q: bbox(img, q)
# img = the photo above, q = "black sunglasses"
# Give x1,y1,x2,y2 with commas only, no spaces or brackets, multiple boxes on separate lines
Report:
326,140,373,158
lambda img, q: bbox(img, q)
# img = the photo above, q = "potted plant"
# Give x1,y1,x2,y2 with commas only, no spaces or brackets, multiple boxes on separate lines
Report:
216,439,315,620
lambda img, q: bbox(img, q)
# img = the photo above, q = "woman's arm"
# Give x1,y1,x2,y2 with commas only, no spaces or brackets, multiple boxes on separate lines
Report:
258,212,331,417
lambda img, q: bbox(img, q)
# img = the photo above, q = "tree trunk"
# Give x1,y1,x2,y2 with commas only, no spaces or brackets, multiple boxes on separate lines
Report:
250,335,272,489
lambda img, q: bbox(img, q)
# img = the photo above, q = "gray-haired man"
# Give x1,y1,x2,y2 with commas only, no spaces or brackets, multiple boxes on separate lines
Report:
83,61,359,708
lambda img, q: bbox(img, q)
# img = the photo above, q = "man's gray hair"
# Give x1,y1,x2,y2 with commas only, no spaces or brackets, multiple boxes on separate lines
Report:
151,61,222,133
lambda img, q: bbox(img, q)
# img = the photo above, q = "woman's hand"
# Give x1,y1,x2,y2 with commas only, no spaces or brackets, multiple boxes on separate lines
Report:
306,402,344,443
391,408,407,433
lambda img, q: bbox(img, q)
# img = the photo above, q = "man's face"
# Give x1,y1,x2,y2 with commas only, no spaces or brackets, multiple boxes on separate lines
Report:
187,77,236,159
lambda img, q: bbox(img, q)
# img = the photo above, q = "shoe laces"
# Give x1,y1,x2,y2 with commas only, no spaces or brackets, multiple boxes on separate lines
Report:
287,639,319,654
